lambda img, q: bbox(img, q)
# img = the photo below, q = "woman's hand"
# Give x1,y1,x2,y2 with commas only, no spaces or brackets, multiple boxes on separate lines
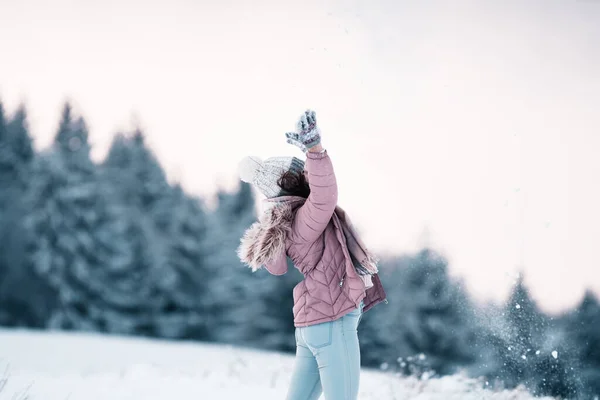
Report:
285,110,322,153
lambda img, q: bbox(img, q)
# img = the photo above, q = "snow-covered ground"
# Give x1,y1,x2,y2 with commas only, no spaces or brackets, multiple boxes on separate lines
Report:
0,329,554,400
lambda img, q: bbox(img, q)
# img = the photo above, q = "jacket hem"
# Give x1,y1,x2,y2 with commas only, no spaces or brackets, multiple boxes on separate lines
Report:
293,296,365,327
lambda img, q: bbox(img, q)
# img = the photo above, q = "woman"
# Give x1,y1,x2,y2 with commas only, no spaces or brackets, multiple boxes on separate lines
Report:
237,110,387,400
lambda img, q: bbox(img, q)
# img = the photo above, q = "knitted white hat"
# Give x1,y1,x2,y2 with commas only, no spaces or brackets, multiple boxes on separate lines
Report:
238,156,305,198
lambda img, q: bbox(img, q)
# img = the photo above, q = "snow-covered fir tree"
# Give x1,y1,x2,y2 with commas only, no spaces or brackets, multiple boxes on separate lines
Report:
6,106,34,178
245,257,303,352
360,249,478,375
0,103,32,186
208,181,277,347
215,180,256,229
0,103,54,327
107,205,166,335
0,101,11,207
25,103,142,332
493,275,548,389
100,130,175,334
103,132,221,339
152,185,217,340
563,290,600,397
103,130,173,232
358,257,402,369
481,275,581,398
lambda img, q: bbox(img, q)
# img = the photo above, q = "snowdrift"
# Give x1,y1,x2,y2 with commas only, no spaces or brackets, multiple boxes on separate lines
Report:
0,329,555,399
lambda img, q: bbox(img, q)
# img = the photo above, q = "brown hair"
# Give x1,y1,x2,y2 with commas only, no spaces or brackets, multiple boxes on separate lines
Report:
277,170,310,198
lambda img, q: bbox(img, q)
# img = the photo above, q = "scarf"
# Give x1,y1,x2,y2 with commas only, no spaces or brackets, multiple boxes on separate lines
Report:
238,196,379,277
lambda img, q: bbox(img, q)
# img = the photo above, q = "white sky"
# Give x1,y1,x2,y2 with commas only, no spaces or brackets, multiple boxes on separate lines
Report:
1,0,599,314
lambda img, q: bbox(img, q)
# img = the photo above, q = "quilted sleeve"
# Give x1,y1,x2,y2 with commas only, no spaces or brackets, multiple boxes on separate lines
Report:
292,150,338,244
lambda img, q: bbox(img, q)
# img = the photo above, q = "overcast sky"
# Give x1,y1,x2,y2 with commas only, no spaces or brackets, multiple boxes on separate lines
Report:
1,0,599,314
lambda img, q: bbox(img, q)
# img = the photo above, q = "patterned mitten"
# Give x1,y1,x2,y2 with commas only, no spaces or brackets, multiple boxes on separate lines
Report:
285,110,321,153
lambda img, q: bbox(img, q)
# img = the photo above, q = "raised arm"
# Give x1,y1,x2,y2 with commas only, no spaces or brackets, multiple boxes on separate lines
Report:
292,145,338,243
285,111,338,244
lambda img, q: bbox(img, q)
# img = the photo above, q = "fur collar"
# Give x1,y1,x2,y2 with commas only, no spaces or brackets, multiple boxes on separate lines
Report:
237,202,295,272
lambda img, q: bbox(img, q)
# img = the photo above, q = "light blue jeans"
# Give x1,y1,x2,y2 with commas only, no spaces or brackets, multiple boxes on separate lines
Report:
286,301,364,400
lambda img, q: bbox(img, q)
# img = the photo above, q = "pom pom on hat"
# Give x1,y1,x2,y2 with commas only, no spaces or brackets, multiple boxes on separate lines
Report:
238,156,263,183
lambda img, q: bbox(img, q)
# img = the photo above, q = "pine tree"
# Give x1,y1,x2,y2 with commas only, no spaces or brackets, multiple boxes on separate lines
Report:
100,130,184,335
54,104,90,162
404,249,477,373
102,129,174,262
215,180,256,229
208,181,264,346
0,102,16,325
0,103,54,327
361,250,478,375
152,185,216,340
483,275,581,397
358,257,404,369
103,131,222,339
102,129,174,326
0,102,12,183
25,103,151,333
564,290,600,397
494,275,548,388
103,130,173,232
96,199,165,335
505,275,547,352
7,106,34,173
571,291,600,368
0,103,34,188
246,258,303,352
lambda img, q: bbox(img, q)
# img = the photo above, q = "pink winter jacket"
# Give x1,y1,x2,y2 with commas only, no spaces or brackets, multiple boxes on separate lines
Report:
238,150,387,327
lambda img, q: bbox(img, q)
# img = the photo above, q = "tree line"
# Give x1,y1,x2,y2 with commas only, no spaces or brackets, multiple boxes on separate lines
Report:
0,102,598,399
